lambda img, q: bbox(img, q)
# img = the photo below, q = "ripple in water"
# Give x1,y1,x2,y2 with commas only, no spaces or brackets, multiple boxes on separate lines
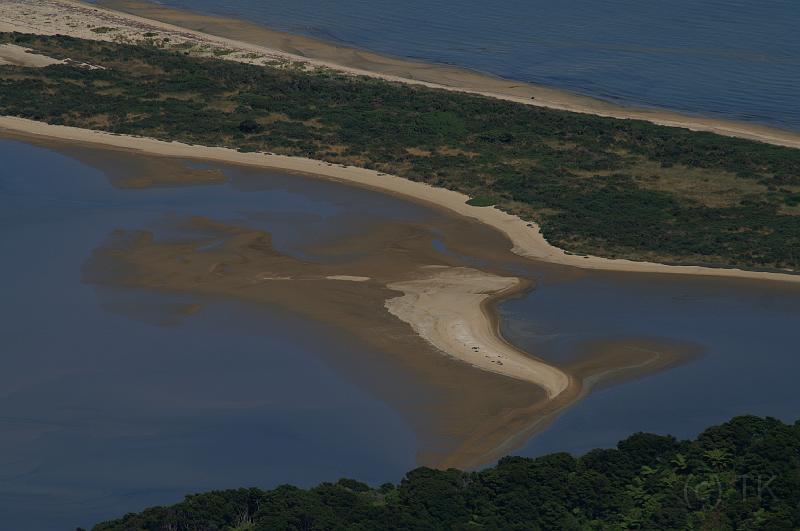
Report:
149,0,800,131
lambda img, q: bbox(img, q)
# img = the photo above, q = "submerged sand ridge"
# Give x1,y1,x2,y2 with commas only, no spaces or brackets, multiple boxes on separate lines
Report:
53,139,697,469
81,213,564,468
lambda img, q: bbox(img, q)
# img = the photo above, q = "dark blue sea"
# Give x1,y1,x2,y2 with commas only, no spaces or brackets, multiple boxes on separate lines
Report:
140,0,800,131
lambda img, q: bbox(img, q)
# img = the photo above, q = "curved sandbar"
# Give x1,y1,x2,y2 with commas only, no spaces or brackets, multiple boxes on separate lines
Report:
5,124,708,467
2,116,799,286
1,0,800,149
385,266,570,399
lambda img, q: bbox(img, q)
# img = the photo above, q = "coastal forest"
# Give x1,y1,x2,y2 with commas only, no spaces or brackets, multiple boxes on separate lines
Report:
2,33,800,270
90,415,800,530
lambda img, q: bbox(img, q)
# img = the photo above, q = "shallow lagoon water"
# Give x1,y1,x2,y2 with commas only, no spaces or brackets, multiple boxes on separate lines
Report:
1,137,799,528
0,139,425,529
127,0,800,131
501,271,800,457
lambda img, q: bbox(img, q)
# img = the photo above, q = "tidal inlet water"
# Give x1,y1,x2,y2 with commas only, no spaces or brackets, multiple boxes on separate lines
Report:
100,0,800,132
2,136,800,529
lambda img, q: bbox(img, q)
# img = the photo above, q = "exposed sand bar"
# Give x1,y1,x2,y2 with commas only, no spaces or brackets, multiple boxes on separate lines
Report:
0,43,65,67
1,0,799,149
386,267,571,399
77,210,578,467
2,116,799,285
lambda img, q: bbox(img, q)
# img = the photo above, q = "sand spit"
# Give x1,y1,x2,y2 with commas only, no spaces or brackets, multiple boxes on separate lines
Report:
0,0,799,149
0,43,65,67
386,266,570,399
2,116,798,285
15,136,702,468
80,213,571,468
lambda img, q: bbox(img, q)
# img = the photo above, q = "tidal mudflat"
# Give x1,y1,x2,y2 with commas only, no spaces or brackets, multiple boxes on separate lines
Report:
1,136,797,529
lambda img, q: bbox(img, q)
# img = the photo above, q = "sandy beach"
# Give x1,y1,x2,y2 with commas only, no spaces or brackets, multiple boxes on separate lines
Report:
1,0,799,150
2,116,798,286
2,0,798,281
0,42,65,66
386,266,571,399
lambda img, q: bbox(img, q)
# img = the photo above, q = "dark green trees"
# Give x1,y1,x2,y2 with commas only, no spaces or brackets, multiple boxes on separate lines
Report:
94,415,800,530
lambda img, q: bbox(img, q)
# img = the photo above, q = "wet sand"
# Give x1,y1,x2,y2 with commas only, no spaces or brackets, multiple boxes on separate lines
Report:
386,267,570,399
80,213,571,469
1,0,798,149
79,213,693,469
0,122,784,470
16,136,693,469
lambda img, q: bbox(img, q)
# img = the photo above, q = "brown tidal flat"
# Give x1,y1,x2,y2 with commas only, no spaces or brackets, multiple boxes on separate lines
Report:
4,133,230,189
0,126,701,467
51,140,697,468
0,127,703,467
81,215,553,468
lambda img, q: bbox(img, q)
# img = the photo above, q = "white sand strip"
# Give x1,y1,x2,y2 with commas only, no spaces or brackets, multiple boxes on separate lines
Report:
326,275,371,282
386,267,570,398
0,43,65,67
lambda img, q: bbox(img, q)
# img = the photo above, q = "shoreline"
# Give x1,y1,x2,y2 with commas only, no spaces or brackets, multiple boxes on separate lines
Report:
0,119,709,470
68,157,580,467
1,0,796,487
94,0,800,149
2,115,798,285
0,0,798,149
386,267,572,400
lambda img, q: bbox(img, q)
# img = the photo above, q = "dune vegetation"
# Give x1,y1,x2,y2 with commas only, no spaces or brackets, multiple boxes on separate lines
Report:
90,416,800,530
1,32,799,270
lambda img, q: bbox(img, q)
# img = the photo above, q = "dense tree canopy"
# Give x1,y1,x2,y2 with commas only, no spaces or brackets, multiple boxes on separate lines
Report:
92,416,800,530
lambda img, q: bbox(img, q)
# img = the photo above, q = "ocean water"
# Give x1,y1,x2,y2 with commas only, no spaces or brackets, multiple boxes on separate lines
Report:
141,0,800,131
2,137,800,528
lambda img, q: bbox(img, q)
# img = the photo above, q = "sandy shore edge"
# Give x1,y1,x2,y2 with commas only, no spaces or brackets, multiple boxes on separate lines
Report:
1,0,799,149
95,0,800,149
2,116,798,285
386,267,571,399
